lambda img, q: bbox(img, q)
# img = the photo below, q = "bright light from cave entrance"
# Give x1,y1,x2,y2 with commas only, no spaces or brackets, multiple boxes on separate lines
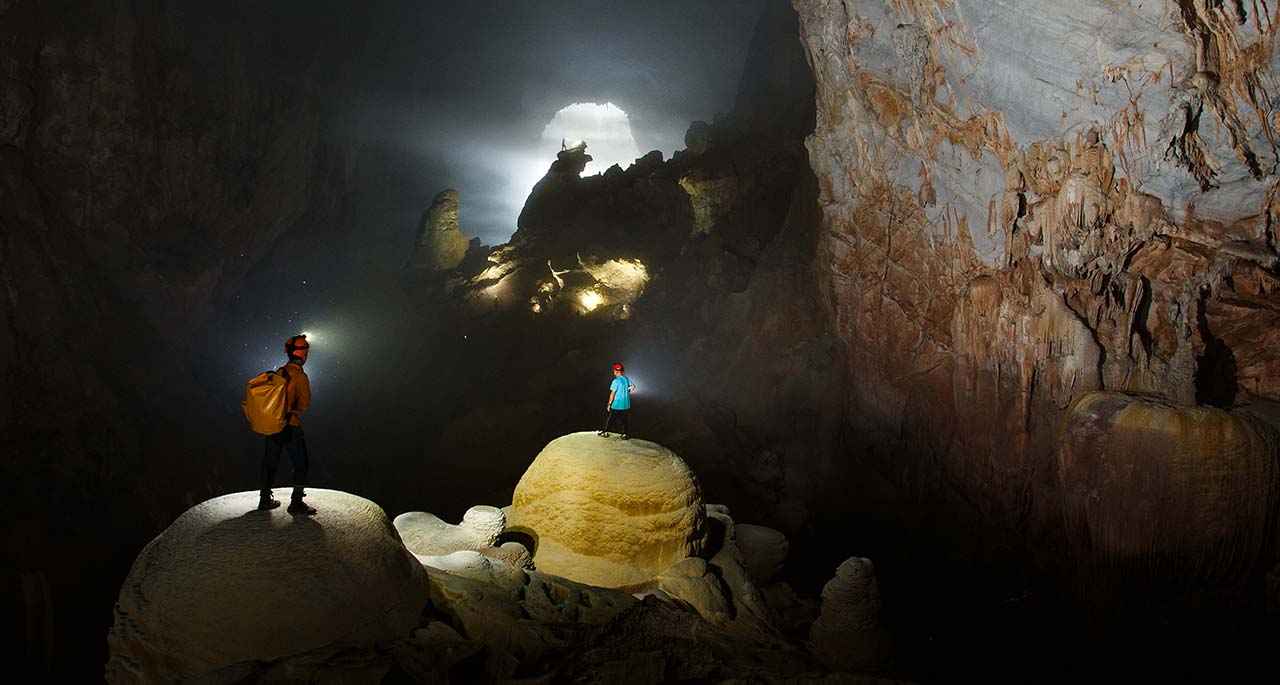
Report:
540,103,642,177
505,102,643,242
578,290,604,312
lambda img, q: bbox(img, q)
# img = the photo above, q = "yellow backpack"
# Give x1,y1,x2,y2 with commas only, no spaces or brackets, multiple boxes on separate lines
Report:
241,366,291,435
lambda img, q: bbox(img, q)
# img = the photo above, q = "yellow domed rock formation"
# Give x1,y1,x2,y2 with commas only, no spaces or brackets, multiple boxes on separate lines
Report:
507,432,707,588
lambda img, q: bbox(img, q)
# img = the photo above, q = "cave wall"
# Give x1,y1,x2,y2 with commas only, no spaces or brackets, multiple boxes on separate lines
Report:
792,0,1280,597
0,1,361,676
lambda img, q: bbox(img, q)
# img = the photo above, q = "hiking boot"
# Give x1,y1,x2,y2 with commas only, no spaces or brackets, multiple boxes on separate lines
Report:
597,431,610,437
258,494,281,511
287,499,317,516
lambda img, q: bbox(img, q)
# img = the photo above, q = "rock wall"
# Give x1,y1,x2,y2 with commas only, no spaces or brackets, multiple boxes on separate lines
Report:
793,0,1280,596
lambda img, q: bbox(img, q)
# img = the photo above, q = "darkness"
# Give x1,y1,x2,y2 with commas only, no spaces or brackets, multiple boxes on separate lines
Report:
3,1,1278,683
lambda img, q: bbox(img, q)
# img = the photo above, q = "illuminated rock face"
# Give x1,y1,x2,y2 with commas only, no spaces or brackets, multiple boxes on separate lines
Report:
105,490,428,683
508,432,708,588
793,0,1280,564
1058,392,1280,591
409,189,471,271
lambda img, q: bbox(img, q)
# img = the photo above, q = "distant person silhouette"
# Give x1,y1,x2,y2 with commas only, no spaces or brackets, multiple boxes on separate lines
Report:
598,362,635,439
259,334,316,515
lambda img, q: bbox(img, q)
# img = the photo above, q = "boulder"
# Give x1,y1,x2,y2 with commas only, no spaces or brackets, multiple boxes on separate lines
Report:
105,490,429,683
809,556,892,673
480,541,535,570
394,505,506,557
408,188,470,271
704,506,774,628
507,432,707,588
735,523,789,584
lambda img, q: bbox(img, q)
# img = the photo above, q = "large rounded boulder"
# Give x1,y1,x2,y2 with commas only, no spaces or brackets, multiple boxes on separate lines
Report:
507,432,707,588
106,489,429,683
1057,392,1280,591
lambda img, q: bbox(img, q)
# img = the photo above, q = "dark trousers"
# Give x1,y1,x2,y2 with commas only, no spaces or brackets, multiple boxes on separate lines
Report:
603,408,630,434
261,425,309,499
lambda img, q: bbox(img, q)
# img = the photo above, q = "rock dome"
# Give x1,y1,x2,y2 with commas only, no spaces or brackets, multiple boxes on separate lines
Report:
507,432,707,588
105,489,429,683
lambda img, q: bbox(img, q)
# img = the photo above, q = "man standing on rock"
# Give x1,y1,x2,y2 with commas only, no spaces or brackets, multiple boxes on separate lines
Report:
259,334,317,515
598,362,635,440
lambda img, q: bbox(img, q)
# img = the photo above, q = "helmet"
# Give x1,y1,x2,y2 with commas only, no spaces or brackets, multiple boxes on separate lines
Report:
285,334,310,357
612,362,624,372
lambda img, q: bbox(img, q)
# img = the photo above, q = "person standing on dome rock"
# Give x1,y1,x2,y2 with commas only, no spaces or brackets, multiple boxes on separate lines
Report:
598,362,635,439
259,334,317,515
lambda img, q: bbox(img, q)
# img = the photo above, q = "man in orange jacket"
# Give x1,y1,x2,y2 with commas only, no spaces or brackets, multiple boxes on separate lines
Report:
258,334,316,514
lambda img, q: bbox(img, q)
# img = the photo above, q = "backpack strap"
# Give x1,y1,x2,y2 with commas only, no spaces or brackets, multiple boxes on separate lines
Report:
277,364,294,417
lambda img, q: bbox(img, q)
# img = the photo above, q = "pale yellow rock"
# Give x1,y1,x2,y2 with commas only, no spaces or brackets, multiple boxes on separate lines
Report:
507,432,707,588
655,557,732,624
105,489,429,683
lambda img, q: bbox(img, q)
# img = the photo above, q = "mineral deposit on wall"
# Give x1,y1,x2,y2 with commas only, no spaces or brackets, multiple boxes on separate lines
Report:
793,0,1279,581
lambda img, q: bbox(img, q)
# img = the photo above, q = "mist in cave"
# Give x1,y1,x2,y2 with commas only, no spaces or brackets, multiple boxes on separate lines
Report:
3,1,1280,683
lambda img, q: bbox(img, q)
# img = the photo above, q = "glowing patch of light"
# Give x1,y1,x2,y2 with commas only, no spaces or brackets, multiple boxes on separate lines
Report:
579,290,603,312
540,103,641,177
582,258,648,292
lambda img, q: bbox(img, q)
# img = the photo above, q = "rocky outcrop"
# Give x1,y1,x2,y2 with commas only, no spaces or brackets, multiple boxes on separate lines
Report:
793,0,1280,603
411,552,826,683
408,189,471,271
105,490,429,683
507,433,708,588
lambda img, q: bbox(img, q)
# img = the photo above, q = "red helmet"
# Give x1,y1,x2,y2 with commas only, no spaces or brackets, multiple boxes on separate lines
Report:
612,362,624,372
285,334,310,357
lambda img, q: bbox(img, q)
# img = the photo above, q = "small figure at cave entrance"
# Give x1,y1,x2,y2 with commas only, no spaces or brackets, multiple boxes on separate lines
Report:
259,334,317,515
598,362,636,439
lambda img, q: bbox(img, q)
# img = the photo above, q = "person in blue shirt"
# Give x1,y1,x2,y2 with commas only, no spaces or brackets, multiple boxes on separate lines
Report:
598,362,636,439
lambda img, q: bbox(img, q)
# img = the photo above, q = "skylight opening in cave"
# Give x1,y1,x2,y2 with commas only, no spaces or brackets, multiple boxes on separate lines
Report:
540,102,642,177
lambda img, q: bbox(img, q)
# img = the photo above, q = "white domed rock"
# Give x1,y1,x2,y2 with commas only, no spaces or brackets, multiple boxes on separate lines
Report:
106,489,429,683
394,505,506,557
507,432,707,588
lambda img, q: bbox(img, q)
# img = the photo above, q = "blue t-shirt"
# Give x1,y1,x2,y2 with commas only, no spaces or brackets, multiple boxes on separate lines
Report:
610,375,632,410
